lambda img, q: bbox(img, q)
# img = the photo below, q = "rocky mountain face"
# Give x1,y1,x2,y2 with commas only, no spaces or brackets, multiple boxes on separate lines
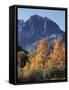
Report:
18,15,65,52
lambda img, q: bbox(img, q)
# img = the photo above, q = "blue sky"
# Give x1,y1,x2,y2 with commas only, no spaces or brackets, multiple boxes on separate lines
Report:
18,8,65,31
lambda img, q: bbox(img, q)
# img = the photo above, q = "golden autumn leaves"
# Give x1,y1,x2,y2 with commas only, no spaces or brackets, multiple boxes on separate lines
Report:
17,38,65,81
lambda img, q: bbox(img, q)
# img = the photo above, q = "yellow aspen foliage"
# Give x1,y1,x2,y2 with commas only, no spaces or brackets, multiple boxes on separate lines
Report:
50,39,65,71
37,38,48,54
17,38,65,80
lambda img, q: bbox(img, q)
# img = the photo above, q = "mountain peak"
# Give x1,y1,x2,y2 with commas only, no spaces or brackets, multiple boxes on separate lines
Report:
30,14,42,18
18,15,64,51
29,15,43,21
